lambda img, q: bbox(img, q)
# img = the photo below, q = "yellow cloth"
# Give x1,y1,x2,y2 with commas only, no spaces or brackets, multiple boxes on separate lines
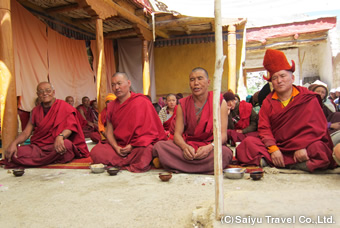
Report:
105,93,116,102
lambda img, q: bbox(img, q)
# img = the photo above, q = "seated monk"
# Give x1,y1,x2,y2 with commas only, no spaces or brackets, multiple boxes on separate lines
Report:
90,99,99,122
3,82,89,168
158,93,177,135
77,96,98,131
65,96,90,137
236,49,336,172
223,91,258,146
90,93,116,143
153,67,233,174
90,72,167,172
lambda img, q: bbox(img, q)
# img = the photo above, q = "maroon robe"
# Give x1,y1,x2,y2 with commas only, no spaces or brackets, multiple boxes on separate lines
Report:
90,92,167,172
236,86,336,172
76,105,97,138
4,99,89,168
153,91,233,174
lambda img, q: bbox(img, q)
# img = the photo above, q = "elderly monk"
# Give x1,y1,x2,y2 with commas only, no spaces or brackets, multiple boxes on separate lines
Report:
90,93,116,143
4,82,89,168
236,49,336,172
90,72,167,172
152,67,233,174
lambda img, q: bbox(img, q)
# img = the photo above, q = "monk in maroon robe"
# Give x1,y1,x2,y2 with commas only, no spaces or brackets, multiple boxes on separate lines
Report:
66,95,94,138
153,67,233,174
236,49,336,172
77,96,98,137
4,82,89,168
90,73,167,172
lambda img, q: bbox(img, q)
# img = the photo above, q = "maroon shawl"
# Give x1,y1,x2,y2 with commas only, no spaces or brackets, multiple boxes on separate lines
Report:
107,92,167,147
77,104,95,123
180,91,222,150
163,105,177,131
259,86,332,152
235,101,252,129
31,99,89,157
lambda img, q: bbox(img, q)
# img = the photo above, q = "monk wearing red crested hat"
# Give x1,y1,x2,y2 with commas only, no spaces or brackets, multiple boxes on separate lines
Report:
236,49,337,172
90,72,167,172
152,67,233,174
4,82,89,168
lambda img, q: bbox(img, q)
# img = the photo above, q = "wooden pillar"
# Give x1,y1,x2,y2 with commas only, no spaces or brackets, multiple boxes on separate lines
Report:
213,0,226,220
0,0,18,155
227,25,237,92
95,18,107,113
142,40,150,95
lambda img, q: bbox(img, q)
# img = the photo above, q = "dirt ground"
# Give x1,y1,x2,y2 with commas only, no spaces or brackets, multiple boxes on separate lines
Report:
1,166,340,228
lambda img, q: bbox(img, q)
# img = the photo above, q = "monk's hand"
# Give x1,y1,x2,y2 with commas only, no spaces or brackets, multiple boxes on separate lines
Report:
236,129,243,133
113,145,123,156
195,144,213,160
270,150,285,167
182,145,195,161
5,142,18,162
330,122,340,130
120,144,133,156
54,136,66,155
294,148,309,163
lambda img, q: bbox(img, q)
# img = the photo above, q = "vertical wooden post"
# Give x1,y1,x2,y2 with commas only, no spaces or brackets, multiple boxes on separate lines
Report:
228,25,236,92
0,0,18,155
213,0,226,220
95,18,107,113
142,40,150,95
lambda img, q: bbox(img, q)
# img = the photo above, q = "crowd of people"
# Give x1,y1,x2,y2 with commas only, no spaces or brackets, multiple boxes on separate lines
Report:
2,49,340,174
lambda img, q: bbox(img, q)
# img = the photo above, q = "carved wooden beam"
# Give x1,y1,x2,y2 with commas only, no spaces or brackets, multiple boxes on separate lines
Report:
155,17,214,29
76,0,118,19
134,24,153,41
45,3,80,14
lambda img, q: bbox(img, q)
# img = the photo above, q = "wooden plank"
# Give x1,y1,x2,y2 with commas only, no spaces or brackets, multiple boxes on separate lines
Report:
105,28,136,39
213,0,226,220
0,0,18,155
17,0,95,35
95,19,107,113
155,17,214,29
45,3,80,14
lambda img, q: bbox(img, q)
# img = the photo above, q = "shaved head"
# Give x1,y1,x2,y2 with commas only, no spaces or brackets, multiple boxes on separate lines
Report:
37,81,54,91
112,72,129,80
191,67,209,79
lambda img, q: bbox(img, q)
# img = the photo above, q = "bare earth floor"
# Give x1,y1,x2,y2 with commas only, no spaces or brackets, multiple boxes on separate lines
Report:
0,167,340,228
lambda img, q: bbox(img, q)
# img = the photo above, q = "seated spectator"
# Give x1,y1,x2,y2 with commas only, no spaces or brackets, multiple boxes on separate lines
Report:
77,96,98,137
308,82,340,146
158,94,177,132
90,94,116,143
223,91,258,146
90,100,98,122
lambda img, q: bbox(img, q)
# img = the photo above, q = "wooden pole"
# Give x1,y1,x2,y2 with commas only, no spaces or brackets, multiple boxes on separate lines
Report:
0,0,18,155
95,18,107,113
213,0,226,220
227,25,237,92
142,40,150,95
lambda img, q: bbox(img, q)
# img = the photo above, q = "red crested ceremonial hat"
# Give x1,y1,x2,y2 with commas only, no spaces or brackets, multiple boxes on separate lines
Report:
262,49,295,81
